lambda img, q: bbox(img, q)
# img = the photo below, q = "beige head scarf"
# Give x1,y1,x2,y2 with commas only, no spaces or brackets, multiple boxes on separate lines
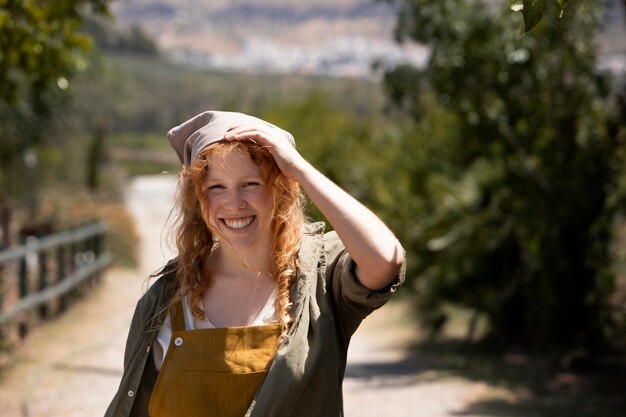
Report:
167,110,295,166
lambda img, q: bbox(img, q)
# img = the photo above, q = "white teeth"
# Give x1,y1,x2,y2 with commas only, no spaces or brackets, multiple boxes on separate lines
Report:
223,216,254,230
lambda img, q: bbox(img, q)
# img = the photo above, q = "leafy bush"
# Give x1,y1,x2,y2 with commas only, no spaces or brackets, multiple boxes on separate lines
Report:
381,0,626,358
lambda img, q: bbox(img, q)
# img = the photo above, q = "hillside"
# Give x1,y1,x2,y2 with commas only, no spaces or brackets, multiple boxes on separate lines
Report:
109,0,427,78
110,0,624,77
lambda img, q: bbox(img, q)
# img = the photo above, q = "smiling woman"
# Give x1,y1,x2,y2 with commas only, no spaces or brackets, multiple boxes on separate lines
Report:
180,140,304,333
105,110,405,417
200,145,277,253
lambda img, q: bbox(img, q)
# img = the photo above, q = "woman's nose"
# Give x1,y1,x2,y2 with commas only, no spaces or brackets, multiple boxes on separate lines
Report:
225,190,247,210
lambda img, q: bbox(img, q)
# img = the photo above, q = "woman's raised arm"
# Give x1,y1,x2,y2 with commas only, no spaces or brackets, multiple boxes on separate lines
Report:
224,124,404,290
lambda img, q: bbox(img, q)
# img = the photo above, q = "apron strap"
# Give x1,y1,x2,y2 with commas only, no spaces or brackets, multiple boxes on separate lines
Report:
171,299,186,332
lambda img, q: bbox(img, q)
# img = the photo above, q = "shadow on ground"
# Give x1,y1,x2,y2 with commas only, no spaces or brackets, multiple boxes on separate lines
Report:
346,336,626,417
345,356,447,388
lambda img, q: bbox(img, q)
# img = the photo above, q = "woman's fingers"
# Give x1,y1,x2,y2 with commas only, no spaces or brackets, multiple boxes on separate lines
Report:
224,125,277,144
224,124,294,155
223,124,304,178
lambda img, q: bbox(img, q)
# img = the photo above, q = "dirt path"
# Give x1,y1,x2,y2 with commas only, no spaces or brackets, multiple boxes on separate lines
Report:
0,175,177,417
344,302,505,417
0,175,499,417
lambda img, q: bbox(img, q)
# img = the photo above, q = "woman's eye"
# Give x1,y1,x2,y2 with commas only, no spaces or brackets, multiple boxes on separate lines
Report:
206,184,224,191
243,182,261,188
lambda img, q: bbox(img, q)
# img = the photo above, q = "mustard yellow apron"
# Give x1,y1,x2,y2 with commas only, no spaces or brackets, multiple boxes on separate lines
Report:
148,301,280,417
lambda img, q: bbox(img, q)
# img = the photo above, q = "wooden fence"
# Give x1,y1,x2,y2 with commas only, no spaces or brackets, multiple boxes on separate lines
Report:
0,221,112,340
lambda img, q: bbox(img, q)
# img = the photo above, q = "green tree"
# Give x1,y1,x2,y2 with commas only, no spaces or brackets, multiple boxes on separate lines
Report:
382,0,625,356
0,0,110,237
0,0,109,104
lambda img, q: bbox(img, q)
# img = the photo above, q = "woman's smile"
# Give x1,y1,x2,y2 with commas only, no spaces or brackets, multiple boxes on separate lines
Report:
221,215,256,230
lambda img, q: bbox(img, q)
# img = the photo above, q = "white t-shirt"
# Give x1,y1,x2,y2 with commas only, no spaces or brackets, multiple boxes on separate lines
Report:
152,289,278,370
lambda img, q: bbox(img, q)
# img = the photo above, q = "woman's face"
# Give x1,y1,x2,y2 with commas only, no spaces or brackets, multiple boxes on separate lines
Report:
201,147,274,252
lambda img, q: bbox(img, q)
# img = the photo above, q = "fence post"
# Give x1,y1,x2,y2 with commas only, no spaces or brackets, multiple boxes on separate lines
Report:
0,203,9,248
0,238,4,324
38,251,48,319
18,243,28,339
92,227,104,284
74,240,81,293
57,245,66,313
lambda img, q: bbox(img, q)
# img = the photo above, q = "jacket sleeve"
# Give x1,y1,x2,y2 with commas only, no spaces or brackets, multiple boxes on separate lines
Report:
324,230,405,338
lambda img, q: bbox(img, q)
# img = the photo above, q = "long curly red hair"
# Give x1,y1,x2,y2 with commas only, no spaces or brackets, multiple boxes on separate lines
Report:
168,140,305,337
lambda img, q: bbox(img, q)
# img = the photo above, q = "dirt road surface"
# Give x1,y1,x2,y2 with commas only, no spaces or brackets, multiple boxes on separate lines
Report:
0,175,499,417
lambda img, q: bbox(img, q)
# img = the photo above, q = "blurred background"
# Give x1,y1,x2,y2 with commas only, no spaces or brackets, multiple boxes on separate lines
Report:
0,0,625,416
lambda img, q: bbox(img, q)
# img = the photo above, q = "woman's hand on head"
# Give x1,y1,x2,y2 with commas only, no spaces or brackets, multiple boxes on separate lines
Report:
225,123,403,290
224,124,305,179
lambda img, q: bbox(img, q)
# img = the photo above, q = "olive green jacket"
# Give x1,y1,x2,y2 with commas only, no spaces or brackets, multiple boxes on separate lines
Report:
104,222,405,417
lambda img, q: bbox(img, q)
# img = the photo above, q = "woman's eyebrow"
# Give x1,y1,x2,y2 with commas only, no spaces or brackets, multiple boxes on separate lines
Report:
204,174,263,182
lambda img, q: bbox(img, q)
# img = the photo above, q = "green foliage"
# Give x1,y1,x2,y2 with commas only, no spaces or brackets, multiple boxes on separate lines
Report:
258,92,384,223
0,0,111,208
520,0,547,33
0,0,109,105
507,0,575,33
383,0,626,356
511,0,570,32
